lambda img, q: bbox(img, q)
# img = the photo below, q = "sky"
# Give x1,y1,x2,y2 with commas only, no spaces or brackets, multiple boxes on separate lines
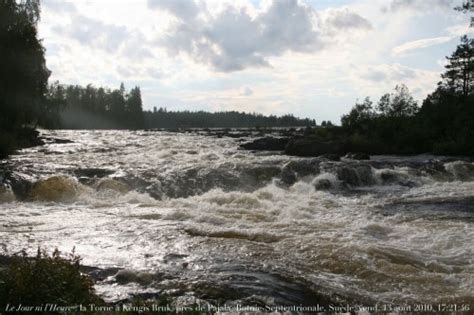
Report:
38,0,473,123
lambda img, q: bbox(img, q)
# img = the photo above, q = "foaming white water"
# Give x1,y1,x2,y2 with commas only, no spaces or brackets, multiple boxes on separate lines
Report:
444,161,474,181
1,130,473,305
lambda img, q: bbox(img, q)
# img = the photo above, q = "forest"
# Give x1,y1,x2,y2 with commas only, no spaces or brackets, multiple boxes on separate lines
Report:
339,35,474,155
0,0,473,158
144,108,316,129
48,82,144,129
47,82,316,129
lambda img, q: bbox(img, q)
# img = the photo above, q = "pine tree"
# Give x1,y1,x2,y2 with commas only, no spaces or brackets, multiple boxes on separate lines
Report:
441,36,474,96
126,86,144,129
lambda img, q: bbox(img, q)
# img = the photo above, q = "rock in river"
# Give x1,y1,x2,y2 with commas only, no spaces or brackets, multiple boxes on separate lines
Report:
285,138,343,157
30,176,80,202
240,137,289,151
344,152,370,160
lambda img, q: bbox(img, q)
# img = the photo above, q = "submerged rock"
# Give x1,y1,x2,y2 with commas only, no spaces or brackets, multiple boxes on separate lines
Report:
355,164,375,185
30,176,80,202
240,137,289,151
285,138,343,157
444,161,474,181
41,137,74,144
380,170,400,184
7,172,34,200
314,178,332,190
15,128,45,148
337,166,359,186
337,164,374,186
96,178,129,193
279,159,320,185
0,185,15,202
73,168,115,178
242,165,282,182
283,159,320,177
344,152,370,160
319,153,341,161
114,269,157,285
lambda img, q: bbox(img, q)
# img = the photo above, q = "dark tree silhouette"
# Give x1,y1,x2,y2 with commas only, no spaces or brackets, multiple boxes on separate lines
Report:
455,0,474,13
0,0,60,157
48,82,145,129
126,87,144,129
143,109,315,128
339,36,474,155
0,0,51,130
377,84,418,118
341,97,375,134
441,35,474,96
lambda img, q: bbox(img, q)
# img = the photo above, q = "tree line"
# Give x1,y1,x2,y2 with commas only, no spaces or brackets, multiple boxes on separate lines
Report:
144,108,316,128
48,82,144,129
1,0,473,157
340,35,474,155
46,82,316,129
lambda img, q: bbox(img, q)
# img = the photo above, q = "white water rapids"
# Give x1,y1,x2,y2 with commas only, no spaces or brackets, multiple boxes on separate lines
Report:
0,130,473,308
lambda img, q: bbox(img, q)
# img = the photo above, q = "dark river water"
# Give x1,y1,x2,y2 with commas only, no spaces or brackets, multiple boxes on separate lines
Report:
0,130,473,310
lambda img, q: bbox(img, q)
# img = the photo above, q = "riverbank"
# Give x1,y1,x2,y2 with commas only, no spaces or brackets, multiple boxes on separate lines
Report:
0,128,45,159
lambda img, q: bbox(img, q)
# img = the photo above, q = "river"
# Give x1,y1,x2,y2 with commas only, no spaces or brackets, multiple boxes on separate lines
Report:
0,129,473,309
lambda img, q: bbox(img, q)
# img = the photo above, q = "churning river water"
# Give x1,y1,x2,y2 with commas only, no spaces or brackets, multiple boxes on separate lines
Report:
0,129,473,310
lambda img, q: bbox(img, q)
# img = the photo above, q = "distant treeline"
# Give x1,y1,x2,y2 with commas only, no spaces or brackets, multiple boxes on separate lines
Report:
2,0,474,158
144,108,316,128
48,82,144,129
46,82,316,129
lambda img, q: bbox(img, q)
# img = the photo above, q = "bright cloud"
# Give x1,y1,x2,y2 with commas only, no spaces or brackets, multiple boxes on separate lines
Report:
392,36,453,56
38,0,472,123
149,0,371,72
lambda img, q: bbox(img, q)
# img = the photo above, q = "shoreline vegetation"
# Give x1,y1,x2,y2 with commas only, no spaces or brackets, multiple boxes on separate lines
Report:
0,250,197,314
0,249,342,313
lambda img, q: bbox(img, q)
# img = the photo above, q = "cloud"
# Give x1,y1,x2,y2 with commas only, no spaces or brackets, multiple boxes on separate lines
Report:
151,0,371,72
240,86,253,96
116,65,163,80
392,36,453,56
446,23,474,36
383,0,453,12
42,0,77,14
147,0,200,20
323,8,373,32
53,14,129,53
51,11,154,61
359,63,418,82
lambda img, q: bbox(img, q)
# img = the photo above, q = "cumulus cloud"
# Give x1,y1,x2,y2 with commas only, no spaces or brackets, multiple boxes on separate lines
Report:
392,36,453,56
51,11,154,61
383,0,453,12
150,0,371,72
53,14,129,53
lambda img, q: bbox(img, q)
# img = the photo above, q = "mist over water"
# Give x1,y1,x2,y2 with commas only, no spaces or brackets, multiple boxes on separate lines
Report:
1,130,474,307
